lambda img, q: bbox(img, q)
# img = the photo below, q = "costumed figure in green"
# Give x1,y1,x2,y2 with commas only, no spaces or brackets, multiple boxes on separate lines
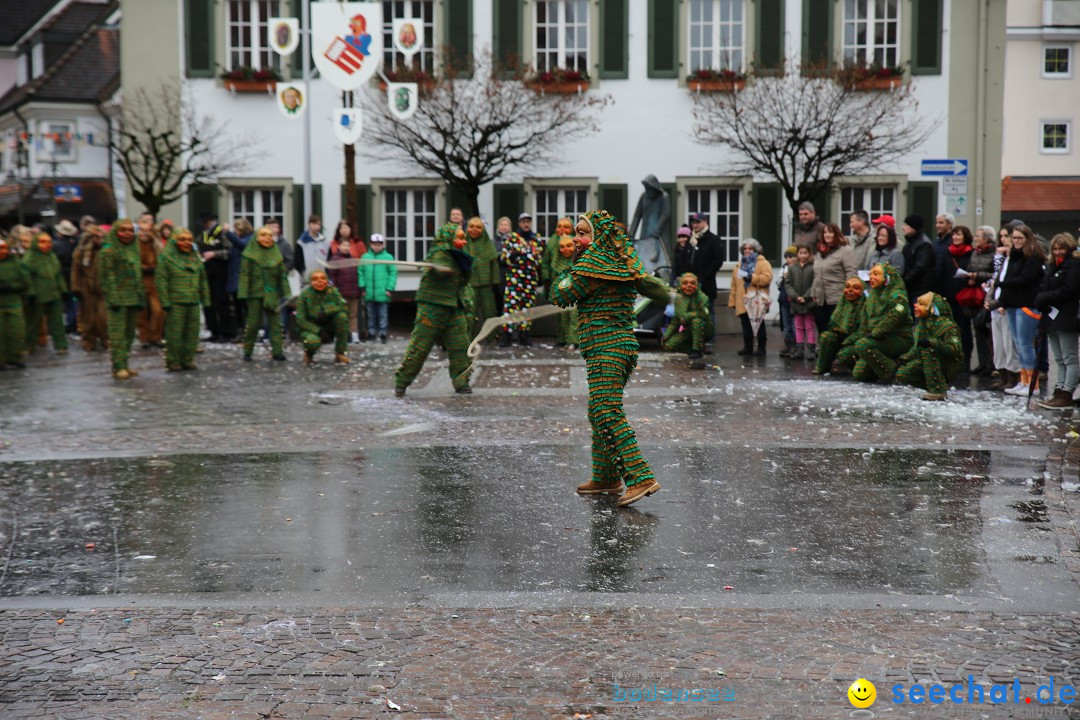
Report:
97,219,146,379
296,269,350,365
549,210,672,507
895,292,963,401
541,217,575,295
394,223,474,395
849,263,913,382
464,216,499,336
155,228,210,371
239,224,289,362
0,238,30,368
813,276,866,375
661,272,714,362
23,231,69,355
548,234,580,348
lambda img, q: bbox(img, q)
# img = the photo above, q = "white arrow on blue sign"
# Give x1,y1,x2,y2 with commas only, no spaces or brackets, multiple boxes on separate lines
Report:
921,159,968,176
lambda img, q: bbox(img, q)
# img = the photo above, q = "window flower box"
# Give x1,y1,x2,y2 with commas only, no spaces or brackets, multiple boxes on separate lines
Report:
852,75,905,91
688,69,746,93
836,63,906,91
220,66,282,94
524,68,590,94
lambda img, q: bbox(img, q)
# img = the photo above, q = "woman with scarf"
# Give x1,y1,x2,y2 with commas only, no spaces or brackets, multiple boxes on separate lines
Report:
549,210,672,507
464,216,500,336
896,292,964,401
1033,233,1080,408
848,263,913,382
98,219,146,379
811,223,858,333
239,225,289,362
728,238,772,356
0,237,30,367
155,228,210,371
71,224,108,352
946,225,976,371
23,232,69,355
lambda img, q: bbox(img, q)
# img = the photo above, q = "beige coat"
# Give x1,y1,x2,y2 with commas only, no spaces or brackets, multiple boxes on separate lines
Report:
728,255,773,315
811,244,858,306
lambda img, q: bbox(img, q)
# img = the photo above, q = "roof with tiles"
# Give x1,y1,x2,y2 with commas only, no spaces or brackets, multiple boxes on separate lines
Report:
0,0,58,46
1001,176,1080,212
0,25,119,114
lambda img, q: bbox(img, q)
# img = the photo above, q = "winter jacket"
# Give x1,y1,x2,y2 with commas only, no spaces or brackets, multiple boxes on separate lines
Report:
965,245,997,287
785,260,817,313
727,255,772,315
225,231,251,295
197,223,229,276
327,241,362,299
356,249,398,301
294,230,329,280
901,233,936,300
849,230,876,271
690,230,725,299
996,248,1046,309
672,242,696,286
811,244,857,306
946,245,974,302
864,246,905,274
793,219,824,252
1035,255,1080,333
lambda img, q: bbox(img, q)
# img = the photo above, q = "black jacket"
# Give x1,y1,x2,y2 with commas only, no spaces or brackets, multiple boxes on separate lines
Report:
690,230,725,299
997,248,1046,310
901,233,936,299
1035,256,1080,333
672,242,696,287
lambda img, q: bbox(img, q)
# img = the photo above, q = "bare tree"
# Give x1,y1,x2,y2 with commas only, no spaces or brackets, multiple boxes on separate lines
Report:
360,50,613,218
691,60,934,218
110,83,256,216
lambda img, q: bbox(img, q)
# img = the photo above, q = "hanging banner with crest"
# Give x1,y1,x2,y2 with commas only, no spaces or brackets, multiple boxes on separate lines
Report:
268,17,299,56
311,2,384,91
334,107,363,144
387,82,419,121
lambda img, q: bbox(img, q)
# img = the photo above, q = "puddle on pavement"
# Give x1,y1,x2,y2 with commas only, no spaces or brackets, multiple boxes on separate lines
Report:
0,446,1061,598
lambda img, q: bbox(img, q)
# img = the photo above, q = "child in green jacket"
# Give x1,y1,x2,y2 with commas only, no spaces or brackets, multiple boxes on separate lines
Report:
357,233,397,343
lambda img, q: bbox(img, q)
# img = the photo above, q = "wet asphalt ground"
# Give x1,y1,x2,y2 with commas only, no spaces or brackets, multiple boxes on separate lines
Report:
1,330,1079,719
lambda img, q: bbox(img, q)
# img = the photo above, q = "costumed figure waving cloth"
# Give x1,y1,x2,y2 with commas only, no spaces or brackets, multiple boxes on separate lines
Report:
239,225,289,362
500,229,542,346
464,216,499,337
549,210,672,507
849,263,913,382
23,232,69,355
896,292,963,401
0,238,30,368
394,223,474,395
814,277,866,375
155,228,210,371
662,272,714,364
296,270,350,365
98,219,146,379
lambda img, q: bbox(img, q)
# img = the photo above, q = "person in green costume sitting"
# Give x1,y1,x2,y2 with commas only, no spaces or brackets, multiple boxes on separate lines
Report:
895,292,964,401
549,210,672,508
23,232,69,355
662,272,714,363
296,269,350,365
848,263,913,382
155,227,210,371
239,225,289,362
813,276,866,375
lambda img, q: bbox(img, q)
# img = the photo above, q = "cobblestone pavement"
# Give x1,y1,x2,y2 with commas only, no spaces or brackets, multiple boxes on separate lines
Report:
1,333,1079,719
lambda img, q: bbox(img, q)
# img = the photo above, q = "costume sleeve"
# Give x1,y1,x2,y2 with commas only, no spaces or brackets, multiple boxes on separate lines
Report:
889,249,905,275
98,251,114,306
155,262,171,308
295,292,317,333
635,274,673,305
868,295,911,338
928,318,962,358
548,270,589,308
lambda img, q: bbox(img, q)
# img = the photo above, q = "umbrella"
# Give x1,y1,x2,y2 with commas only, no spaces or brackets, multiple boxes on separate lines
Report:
744,288,770,335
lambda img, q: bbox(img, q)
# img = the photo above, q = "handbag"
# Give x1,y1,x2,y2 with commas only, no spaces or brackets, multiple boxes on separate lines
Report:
955,285,986,307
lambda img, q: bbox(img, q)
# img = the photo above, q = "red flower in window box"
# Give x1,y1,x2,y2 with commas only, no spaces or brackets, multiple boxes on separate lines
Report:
220,66,282,93
837,62,906,91
525,67,590,94
688,67,747,92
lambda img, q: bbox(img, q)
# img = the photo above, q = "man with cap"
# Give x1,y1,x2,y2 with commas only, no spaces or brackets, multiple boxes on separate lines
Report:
197,211,235,342
688,212,725,344
901,214,936,300
54,219,80,334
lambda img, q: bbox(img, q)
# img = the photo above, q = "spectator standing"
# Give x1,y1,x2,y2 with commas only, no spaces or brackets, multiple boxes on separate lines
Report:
965,226,998,374
1034,233,1080,408
53,219,80,334
998,224,1048,395
225,218,253,338
777,246,797,357
987,230,1020,390
787,245,818,360
672,225,696,285
71,224,107,352
865,225,905,274
792,201,825,251
136,212,164,348
847,210,876,270
293,214,327,280
901,215,936,301
810,223,857,332
946,225,976,371
492,216,512,316
327,221,365,343
197,212,234,342
932,212,956,296
688,212,726,343
728,238,772,356
357,233,396,343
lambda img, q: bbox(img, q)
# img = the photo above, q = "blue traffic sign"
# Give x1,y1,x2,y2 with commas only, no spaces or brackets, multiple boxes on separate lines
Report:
921,159,968,176
54,184,82,202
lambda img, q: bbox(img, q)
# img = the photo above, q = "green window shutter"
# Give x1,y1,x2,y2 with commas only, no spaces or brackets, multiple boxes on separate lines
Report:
911,0,943,75
290,0,303,74
756,0,785,72
907,181,938,224
493,183,524,226
445,0,474,77
801,0,833,71
292,184,323,239
648,0,678,78
185,0,215,78
752,183,783,261
338,184,372,236
598,184,628,225
188,184,218,232
493,0,521,76
599,0,629,79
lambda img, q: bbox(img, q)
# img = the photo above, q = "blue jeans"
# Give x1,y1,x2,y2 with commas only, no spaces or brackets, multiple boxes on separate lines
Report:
367,301,389,337
1006,307,1039,370
779,297,795,342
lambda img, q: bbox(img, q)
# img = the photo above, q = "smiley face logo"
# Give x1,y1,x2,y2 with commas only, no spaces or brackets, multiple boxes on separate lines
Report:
847,678,876,708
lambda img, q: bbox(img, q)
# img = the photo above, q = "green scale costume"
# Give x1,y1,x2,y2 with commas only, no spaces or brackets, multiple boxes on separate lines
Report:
895,293,963,395
661,287,714,355
239,236,289,359
155,232,210,369
548,244,579,345
296,278,350,360
465,226,499,336
814,288,866,374
849,264,913,382
394,223,474,393
98,221,146,373
23,238,68,353
0,248,30,365
549,210,671,497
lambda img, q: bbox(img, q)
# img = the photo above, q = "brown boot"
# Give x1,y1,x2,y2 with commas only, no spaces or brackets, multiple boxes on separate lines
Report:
576,480,624,496
335,353,350,364
1038,388,1073,409
921,392,947,401
617,480,661,507
304,352,314,366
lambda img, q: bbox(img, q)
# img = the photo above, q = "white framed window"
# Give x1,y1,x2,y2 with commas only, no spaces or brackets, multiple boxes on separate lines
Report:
38,122,76,162
383,188,437,263
1043,46,1072,78
31,43,45,79
230,188,285,230
1041,121,1071,154
382,0,435,74
840,186,895,234
534,188,589,239
226,0,282,72
843,0,900,68
536,0,589,73
687,187,741,262
688,0,745,73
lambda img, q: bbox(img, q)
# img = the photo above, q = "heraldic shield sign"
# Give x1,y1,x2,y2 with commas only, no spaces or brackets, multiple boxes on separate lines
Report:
387,83,418,121
269,17,299,56
311,2,383,91
334,108,363,144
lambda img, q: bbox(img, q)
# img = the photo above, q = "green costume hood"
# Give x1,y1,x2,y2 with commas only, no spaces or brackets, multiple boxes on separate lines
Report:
867,263,909,312
103,220,140,263
918,291,953,320
159,230,203,272
573,210,645,282
465,226,498,264
23,234,61,279
242,234,284,268
432,222,457,250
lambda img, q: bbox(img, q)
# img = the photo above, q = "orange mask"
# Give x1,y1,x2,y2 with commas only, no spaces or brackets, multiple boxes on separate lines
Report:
310,272,329,291
453,228,467,250
558,236,575,258
679,274,699,296
843,278,864,302
868,265,886,289
466,219,483,239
